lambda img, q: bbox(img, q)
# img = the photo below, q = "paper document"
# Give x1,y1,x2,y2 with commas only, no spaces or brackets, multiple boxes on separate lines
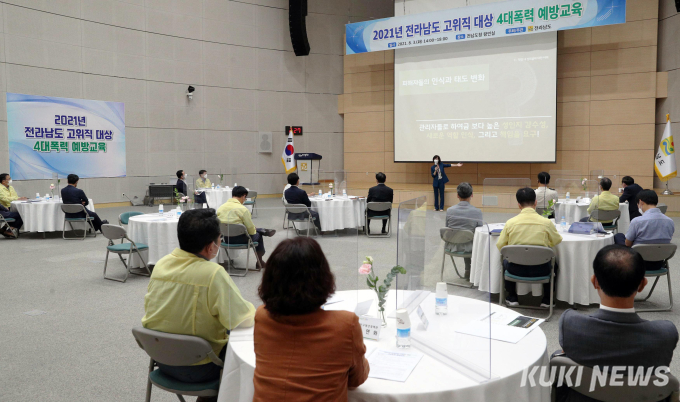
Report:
354,299,373,316
367,349,423,382
455,312,544,343
323,294,344,306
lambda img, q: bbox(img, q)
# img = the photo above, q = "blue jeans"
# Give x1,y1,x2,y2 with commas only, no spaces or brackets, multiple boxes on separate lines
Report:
433,185,445,210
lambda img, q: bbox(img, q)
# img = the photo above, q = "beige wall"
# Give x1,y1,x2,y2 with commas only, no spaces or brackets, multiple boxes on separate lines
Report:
342,0,663,207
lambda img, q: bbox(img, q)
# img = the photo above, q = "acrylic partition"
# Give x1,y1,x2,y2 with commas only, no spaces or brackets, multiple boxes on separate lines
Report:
392,196,495,383
314,170,348,197
548,169,583,183
481,178,532,213
553,178,601,226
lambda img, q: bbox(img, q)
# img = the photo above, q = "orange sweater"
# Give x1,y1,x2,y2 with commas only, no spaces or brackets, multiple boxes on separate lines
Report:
253,306,370,401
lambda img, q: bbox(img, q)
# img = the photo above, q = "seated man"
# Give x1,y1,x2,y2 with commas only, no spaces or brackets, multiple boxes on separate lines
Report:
497,188,563,307
142,209,256,401
556,245,678,402
445,182,483,280
0,204,22,238
0,173,28,208
620,175,643,220
61,174,108,232
366,172,394,234
614,189,674,270
217,186,276,267
175,169,188,196
284,173,321,231
535,171,558,219
580,177,620,225
195,169,210,206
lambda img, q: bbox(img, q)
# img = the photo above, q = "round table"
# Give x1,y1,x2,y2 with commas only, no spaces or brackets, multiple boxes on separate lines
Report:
554,199,630,234
217,290,549,402
200,188,252,212
470,223,614,305
11,198,95,233
308,195,367,231
127,212,224,267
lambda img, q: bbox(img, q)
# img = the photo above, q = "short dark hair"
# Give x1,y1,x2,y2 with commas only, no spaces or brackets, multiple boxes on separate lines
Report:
258,237,336,316
457,182,473,199
177,209,221,254
176,170,184,179
0,173,8,182
538,172,550,185
376,172,386,183
287,173,299,185
516,187,536,207
599,177,612,191
622,176,634,186
199,170,206,175
67,174,79,184
593,245,646,298
432,155,441,163
637,189,658,206
232,185,248,198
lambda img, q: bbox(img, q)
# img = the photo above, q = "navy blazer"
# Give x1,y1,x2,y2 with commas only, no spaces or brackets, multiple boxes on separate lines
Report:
619,183,643,220
284,186,311,208
175,180,188,196
431,163,451,188
61,185,90,218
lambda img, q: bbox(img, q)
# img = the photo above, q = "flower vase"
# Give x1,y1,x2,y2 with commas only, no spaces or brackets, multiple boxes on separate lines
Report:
585,191,589,199
378,308,387,327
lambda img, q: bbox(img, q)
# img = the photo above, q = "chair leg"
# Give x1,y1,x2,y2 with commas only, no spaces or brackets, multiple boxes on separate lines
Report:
440,251,446,282
283,211,288,229
545,272,555,322
637,272,673,313
104,252,128,283
499,264,506,306
636,276,661,302
146,359,154,402
451,255,464,279
135,250,151,276
103,250,111,279
175,394,186,402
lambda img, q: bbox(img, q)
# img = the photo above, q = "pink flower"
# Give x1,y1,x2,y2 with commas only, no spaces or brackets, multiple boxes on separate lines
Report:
50,184,55,190
358,264,372,274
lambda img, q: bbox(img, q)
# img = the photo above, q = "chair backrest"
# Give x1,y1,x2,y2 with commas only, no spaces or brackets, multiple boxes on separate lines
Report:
535,207,547,216
119,211,143,225
101,224,127,241
61,204,87,214
285,204,309,214
658,204,668,214
247,191,258,199
500,245,555,266
632,243,677,263
131,327,223,367
550,355,679,402
440,227,474,245
220,222,248,238
367,201,391,212
590,209,621,222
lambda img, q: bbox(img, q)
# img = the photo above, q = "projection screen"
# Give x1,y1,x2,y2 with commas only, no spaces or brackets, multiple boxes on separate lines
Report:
394,32,557,163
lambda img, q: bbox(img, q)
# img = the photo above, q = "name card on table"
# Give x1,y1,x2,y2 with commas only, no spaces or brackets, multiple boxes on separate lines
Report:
359,316,382,340
416,306,429,331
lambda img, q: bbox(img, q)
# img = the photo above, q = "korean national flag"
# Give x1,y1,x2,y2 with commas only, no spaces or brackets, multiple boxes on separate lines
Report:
281,128,296,173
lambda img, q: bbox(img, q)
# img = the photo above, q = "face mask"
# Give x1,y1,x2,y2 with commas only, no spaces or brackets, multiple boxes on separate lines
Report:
202,174,207,179
638,207,644,215
434,160,439,165
8,180,12,185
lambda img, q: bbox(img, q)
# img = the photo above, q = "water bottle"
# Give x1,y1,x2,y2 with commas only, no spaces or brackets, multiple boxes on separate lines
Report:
158,204,164,216
234,183,237,187
318,189,322,197
566,192,570,201
211,183,215,189
396,309,411,348
342,189,347,198
435,282,448,315
36,192,40,199
560,216,567,232
176,209,182,218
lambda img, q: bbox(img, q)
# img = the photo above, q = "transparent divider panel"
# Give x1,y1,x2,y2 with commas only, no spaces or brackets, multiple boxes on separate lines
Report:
395,197,494,383
481,178,532,216
548,169,583,183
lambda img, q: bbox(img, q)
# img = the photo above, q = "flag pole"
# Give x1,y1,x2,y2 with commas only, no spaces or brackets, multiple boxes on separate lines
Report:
663,113,674,195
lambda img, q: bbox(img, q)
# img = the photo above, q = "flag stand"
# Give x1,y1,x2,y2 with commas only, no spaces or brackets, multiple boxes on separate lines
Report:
663,181,674,195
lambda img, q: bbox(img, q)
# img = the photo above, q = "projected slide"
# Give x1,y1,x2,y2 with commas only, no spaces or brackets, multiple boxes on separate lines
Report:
394,32,556,163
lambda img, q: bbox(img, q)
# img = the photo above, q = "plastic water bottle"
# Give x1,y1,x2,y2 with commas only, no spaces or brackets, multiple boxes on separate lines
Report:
158,204,164,216
319,189,322,197
566,192,570,201
435,282,448,315
396,309,411,348
342,189,347,198
561,216,567,232
234,183,237,187
211,183,215,189
176,209,182,218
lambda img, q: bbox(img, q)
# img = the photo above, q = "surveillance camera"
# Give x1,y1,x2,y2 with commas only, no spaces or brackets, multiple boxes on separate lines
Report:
187,86,195,101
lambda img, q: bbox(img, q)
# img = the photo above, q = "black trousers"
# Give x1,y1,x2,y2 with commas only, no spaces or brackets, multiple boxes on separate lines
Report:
288,210,321,230
367,209,391,233
67,208,104,231
227,230,265,254
504,260,557,298
1,211,23,230
195,192,208,206
614,234,665,270
157,339,227,383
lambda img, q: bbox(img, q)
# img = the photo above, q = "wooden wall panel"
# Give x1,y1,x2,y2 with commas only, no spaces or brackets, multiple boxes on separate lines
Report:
342,0,659,208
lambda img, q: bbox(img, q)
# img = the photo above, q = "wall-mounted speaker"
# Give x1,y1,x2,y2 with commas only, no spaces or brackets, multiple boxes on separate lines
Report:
258,131,273,153
676,0,680,12
289,0,310,56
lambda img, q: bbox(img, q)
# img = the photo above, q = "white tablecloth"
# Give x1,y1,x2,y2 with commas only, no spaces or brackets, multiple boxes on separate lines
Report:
127,212,224,267
307,196,367,231
200,188,253,212
470,223,614,305
11,198,95,233
218,290,549,402
554,200,630,234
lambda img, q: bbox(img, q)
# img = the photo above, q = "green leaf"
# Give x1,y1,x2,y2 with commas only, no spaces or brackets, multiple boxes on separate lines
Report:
366,278,374,289
378,285,386,292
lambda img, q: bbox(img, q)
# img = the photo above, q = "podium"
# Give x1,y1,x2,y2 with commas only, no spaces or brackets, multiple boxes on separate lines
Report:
295,153,322,185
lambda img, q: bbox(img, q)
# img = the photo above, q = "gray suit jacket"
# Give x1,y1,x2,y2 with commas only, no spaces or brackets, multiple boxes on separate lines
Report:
556,309,678,402
445,201,483,252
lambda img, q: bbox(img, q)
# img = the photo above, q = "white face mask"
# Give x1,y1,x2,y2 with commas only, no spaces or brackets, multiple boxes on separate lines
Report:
7,180,12,185
202,174,207,179
638,207,644,215
434,160,439,165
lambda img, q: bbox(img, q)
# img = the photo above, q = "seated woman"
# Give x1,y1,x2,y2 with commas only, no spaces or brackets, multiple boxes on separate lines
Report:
254,237,370,401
